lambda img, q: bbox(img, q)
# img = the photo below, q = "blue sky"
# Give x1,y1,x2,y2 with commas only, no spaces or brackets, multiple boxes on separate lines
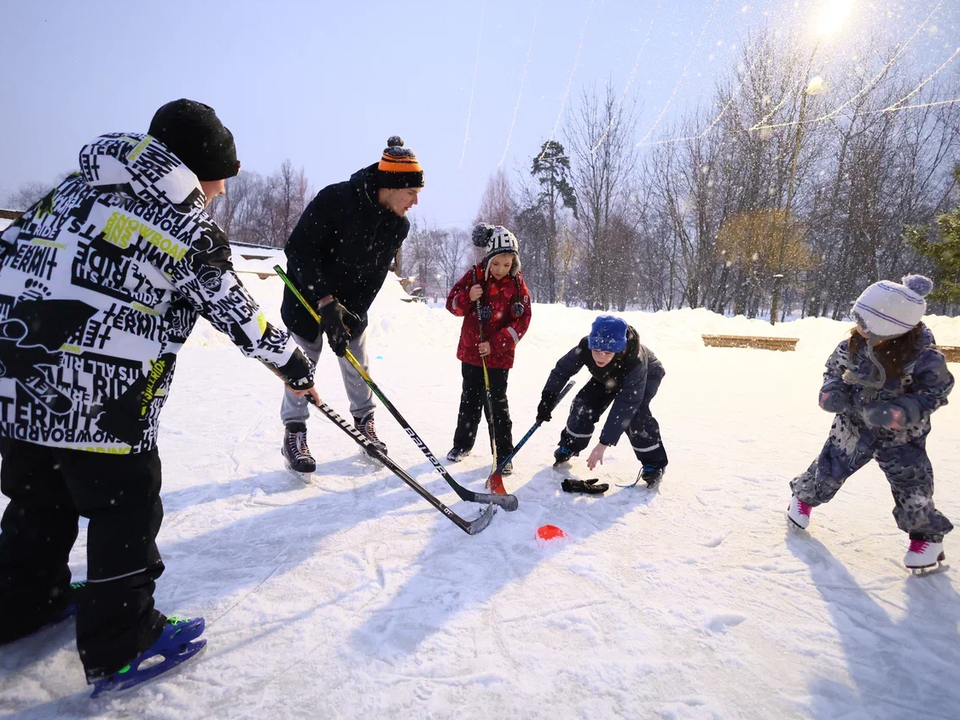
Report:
1,0,957,229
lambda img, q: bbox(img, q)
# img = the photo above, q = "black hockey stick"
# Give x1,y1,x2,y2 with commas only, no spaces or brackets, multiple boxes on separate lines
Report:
276,265,519,512
486,379,576,491
307,396,496,535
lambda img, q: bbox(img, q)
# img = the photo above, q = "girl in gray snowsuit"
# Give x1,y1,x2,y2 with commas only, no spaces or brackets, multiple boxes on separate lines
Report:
787,275,954,570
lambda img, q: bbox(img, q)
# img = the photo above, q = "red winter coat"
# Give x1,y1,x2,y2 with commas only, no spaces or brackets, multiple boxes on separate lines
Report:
446,265,532,370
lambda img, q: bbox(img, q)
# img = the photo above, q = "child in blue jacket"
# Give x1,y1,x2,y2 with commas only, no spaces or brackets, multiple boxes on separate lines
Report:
537,316,667,491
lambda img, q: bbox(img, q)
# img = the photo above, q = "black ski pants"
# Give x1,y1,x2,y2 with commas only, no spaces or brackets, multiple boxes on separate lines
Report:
558,376,668,468
452,362,514,462
0,439,166,681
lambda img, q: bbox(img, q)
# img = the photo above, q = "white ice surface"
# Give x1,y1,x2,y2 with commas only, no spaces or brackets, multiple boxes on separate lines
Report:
2,272,959,720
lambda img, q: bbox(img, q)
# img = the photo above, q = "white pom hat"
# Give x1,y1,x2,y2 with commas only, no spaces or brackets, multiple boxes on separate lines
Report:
851,274,934,339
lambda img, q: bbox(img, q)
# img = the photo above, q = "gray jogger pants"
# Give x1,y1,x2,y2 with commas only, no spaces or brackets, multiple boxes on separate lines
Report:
280,329,375,424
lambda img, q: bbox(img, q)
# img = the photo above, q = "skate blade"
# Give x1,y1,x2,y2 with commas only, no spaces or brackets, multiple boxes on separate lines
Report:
785,513,808,531
358,449,385,467
90,640,207,698
283,459,315,483
909,553,948,575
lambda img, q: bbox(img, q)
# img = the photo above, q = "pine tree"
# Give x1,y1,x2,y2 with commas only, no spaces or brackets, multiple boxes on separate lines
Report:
907,166,960,304
531,141,578,302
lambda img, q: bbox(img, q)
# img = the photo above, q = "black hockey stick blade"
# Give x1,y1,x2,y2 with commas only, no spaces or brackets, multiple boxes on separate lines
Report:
308,397,496,535
556,379,576,403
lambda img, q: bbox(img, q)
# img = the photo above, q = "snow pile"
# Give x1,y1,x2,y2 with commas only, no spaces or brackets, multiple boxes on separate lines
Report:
2,271,959,720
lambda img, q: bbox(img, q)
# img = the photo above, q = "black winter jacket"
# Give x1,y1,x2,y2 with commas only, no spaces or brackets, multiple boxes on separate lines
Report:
543,326,664,446
281,164,410,339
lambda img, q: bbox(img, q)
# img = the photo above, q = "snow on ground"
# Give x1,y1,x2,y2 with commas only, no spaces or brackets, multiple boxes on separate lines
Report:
2,270,959,720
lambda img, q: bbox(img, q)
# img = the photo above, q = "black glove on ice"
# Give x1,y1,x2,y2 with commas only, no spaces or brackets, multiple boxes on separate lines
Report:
319,300,361,358
562,478,609,494
537,393,558,423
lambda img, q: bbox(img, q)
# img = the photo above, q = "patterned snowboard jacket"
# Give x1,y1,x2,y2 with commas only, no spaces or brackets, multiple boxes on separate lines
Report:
0,133,314,454
819,323,954,445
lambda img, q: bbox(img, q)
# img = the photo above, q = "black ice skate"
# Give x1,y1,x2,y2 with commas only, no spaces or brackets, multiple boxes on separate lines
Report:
553,447,574,467
616,465,665,490
354,413,387,456
640,465,665,488
282,422,316,478
446,447,471,463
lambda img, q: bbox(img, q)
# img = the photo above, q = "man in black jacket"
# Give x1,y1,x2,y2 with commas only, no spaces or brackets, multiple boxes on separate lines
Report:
279,137,423,472
537,315,668,490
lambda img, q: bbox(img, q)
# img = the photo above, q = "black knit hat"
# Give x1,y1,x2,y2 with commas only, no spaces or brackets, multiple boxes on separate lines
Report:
377,136,424,189
148,99,240,181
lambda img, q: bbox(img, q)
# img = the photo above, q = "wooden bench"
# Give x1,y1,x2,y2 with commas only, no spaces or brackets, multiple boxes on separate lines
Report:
702,334,799,352
235,269,274,280
938,346,960,363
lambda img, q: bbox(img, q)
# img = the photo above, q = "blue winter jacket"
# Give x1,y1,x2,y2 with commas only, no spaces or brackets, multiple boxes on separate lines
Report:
819,323,954,445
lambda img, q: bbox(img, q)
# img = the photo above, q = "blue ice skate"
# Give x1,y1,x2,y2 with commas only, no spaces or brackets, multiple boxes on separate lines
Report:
90,616,206,698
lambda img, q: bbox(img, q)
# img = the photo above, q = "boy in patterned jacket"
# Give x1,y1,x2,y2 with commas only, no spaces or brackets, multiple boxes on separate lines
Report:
0,100,318,695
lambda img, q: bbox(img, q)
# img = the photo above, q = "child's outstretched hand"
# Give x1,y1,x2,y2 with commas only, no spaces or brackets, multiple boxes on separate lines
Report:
478,341,491,357
587,443,607,470
469,284,483,302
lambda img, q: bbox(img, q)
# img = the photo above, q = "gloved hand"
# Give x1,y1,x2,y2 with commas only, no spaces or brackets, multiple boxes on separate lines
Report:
819,390,851,413
537,393,558,423
862,402,907,430
561,478,609,494
319,299,361,357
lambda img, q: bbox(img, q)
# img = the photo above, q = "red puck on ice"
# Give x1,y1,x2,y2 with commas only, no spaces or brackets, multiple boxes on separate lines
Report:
536,524,567,546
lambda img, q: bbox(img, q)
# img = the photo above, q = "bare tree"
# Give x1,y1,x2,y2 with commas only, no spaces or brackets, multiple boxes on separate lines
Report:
564,81,639,309
4,174,72,210
208,160,311,248
475,168,516,227
438,229,469,290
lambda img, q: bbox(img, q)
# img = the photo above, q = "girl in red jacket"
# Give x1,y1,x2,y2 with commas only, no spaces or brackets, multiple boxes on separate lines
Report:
445,224,532,475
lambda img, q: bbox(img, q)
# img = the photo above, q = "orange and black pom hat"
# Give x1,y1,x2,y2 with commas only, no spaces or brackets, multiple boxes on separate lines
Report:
377,136,424,189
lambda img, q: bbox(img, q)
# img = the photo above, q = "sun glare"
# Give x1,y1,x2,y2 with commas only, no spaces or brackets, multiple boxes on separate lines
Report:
817,0,855,38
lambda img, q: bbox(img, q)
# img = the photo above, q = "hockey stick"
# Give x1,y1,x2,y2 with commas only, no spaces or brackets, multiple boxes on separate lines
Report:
486,379,576,493
306,396,496,535
275,265,519,512
474,266,500,479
